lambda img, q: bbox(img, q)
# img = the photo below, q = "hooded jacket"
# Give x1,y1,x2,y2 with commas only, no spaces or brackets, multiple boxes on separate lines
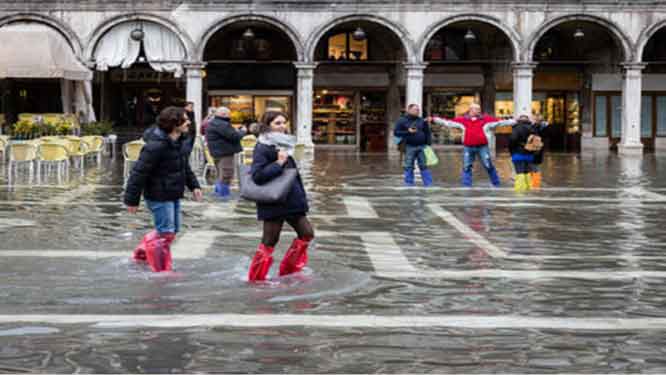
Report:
124,127,200,206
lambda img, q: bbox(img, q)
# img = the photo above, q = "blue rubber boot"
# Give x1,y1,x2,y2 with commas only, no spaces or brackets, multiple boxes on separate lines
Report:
488,168,501,187
461,170,473,187
219,183,231,198
212,181,223,197
404,170,415,186
421,169,433,187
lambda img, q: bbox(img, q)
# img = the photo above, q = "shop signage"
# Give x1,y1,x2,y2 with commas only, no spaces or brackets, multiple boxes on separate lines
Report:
110,69,182,83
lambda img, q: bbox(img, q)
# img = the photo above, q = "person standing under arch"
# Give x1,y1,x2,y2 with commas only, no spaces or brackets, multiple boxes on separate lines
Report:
430,103,514,187
393,104,433,187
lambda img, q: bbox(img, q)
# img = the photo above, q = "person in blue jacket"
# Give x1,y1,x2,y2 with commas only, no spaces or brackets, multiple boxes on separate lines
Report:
393,104,433,186
247,111,315,282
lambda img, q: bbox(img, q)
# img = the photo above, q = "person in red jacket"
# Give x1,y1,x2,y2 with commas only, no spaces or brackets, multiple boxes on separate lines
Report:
431,104,515,187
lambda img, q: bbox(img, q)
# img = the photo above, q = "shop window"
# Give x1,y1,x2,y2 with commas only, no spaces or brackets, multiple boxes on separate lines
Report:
209,94,292,131
254,96,291,128
566,93,581,134
313,91,356,145
594,95,607,137
611,95,622,138
657,96,666,136
327,33,367,61
641,95,653,138
427,92,477,145
495,92,514,119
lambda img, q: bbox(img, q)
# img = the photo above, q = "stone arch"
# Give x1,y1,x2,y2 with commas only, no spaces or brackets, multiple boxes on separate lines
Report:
85,13,194,62
305,14,417,63
197,14,304,62
0,13,83,56
524,14,633,62
636,18,666,62
418,14,522,63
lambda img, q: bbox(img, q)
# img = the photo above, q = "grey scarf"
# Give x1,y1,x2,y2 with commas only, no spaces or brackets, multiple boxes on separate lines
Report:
258,132,297,156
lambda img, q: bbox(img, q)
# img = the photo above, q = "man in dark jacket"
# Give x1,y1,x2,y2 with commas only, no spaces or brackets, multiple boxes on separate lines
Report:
393,104,433,186
205,106,246,198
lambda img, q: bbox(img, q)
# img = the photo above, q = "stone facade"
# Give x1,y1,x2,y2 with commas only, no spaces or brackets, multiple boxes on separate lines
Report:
2,0,666,153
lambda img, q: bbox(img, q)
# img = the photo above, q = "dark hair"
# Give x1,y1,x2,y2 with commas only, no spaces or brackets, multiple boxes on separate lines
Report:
258,111,288,134
407,104,419,110
185,101,194,107
157,106,187,133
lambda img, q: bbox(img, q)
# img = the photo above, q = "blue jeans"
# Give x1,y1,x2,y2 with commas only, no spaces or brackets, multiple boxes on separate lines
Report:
404,144,427,172
145,200,181,234
463,146,494,173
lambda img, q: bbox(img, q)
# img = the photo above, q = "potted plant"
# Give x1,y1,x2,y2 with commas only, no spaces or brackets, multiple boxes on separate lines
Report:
11,119,37,140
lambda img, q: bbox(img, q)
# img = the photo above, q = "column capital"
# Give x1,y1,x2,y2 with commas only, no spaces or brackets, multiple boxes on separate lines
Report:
293,62,318,70
621,62,647,72
512,62,538,71
404,63,428,71
183,62,207,70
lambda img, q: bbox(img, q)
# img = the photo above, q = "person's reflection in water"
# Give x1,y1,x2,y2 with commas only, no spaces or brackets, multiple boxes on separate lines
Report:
458,205,493,268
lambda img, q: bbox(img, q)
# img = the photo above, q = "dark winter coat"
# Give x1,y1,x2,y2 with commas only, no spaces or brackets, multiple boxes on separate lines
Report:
205,116,245,158
393,115,431,146
124,127,200,206
531,122,548,165
144,124,195,154
250,143,309,221
509,121,536,156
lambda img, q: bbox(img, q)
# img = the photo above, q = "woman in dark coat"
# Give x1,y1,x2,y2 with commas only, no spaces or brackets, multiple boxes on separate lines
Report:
124,106,203,272
247,111,314,282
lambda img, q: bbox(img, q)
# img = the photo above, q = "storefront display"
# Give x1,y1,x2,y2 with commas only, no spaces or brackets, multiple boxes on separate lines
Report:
313,91,356,145
494,91,581,151
208,93,292,131
426,92,477,145
360,92,387,152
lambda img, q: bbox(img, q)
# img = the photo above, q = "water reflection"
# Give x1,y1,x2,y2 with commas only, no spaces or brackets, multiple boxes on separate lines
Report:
1,150,666,372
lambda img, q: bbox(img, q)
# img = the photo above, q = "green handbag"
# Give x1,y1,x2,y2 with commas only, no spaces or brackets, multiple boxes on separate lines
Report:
424,146,439,167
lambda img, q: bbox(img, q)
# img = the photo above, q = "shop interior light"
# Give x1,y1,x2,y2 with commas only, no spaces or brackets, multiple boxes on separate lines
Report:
352,26,367,41
130,16,145,42
464,29,476,41
243,28,255,40
574,28,585,39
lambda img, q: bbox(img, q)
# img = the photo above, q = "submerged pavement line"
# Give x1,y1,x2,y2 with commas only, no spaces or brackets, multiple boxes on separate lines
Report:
427,204,507,258
3,314,666,330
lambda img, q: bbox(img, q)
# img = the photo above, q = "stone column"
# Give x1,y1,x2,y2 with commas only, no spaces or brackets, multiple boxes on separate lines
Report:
512,62,537,117
294,63,316,147
405,64,427,109
184,63,206,135
619,63,646,156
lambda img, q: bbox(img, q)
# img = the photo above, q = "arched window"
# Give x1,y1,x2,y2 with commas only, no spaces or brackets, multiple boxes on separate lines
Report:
327,32,367,61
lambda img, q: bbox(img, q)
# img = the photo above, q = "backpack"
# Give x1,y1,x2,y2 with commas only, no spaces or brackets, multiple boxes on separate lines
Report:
524,134,544,152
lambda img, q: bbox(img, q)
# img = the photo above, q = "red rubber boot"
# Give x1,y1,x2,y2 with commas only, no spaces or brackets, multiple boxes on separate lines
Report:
279,238,311,277
133,230,158,263
145,232,176,272
248,244,274,282
161,233,176,272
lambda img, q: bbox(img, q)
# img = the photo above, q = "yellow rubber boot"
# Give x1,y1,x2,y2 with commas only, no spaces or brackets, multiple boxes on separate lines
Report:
514,173,530,192
530,171,542,189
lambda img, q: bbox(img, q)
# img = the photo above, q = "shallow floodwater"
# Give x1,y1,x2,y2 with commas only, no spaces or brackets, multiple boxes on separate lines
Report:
0,150,666,373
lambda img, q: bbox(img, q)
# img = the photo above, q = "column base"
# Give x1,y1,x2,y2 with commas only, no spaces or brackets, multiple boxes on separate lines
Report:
618,143,644,156
297,142,315,149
